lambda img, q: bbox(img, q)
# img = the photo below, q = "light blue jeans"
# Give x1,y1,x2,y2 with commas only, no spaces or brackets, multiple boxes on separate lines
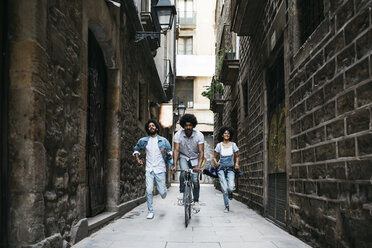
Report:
179,157,200,202
217,169,235,207
146,171,167,213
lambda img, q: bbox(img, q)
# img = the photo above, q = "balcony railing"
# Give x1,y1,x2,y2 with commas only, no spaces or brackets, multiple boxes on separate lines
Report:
177,11,196,26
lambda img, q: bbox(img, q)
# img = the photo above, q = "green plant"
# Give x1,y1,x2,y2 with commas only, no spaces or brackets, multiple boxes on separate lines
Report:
201,78,224,100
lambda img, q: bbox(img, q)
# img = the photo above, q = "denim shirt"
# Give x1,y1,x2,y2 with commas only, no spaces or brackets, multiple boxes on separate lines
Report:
133,135,174,167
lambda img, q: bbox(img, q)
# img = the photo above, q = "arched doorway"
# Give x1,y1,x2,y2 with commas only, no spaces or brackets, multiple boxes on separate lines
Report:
86,30,107,217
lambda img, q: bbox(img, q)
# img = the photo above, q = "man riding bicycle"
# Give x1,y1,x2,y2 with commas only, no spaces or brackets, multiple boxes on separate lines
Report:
172,114,204,212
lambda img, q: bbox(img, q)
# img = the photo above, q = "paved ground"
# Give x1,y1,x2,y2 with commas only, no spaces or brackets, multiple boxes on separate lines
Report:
73,184,310,248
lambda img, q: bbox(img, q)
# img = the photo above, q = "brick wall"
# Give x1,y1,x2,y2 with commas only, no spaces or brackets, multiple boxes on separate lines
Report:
287,0,372,246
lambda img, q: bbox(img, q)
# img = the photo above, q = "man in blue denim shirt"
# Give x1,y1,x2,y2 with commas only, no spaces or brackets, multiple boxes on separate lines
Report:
133,120,174,219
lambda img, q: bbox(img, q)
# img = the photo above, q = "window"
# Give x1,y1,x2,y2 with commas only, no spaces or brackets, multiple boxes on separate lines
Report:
177,37,193,55
175,79,194,108
298,0,324,45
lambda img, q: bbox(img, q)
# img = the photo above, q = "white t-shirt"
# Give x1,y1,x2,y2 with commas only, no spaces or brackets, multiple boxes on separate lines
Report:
215,142,239,157
146,136,166,173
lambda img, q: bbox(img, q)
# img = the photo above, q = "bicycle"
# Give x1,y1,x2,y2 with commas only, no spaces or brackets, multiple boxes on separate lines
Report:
176,165,199,227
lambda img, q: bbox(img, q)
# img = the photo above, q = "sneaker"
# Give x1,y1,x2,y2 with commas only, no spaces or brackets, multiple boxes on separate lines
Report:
193,202,200,212
146,212,154,219
224,206,229,213
177,194,183,200
228,192,233,200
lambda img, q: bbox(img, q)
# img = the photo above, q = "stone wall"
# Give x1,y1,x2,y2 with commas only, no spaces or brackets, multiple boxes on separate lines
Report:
6,0,169,246
287,0,372,246
216,0,372,247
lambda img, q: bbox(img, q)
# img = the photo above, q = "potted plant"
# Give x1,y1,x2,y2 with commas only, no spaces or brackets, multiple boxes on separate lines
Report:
201,78,224,100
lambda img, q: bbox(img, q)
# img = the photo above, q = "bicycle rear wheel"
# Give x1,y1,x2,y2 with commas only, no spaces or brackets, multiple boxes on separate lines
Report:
184,183,190,227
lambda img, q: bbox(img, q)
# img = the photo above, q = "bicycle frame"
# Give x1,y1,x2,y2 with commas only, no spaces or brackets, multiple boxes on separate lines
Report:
177,168,194,227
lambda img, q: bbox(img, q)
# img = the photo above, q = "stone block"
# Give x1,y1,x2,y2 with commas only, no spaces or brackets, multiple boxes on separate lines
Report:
356,28,372,59
317,181,338,199
29,233,63,248
8,192,45,245
315,101,336,125
347,8,370,42
358,133,372,155
316,143,337,161
306,51,324,78
299,165,308,178
307,89,324,111
337,44,356,73
347,159,372,180
301,80,313,100
303,148,315,162
327,161,347,179
326,119,344,139
346,108,370,134
301,113,314,131
304,181,317,195
70,218,88,244
9,140,46,193
336,0,354,30
338,137,356,157
291,121,302,135
325,31,345,60
345,57,369,88
356,81,372,107
308,163,326,179
9,88,46,142
308,126,325,145
291,137,298,150
337,90,355,115
314,59,336,87
324,75,344,101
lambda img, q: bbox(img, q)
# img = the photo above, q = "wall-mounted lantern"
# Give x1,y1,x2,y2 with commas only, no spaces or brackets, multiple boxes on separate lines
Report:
135,0,177,42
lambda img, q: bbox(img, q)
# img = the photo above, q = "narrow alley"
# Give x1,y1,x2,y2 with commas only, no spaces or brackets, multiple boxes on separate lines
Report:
73,185,309,248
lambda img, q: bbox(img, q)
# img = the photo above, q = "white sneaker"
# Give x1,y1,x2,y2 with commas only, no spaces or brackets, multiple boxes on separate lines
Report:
224,206,229,213
146,212,154,219
193,202,200,212
177,194,183,200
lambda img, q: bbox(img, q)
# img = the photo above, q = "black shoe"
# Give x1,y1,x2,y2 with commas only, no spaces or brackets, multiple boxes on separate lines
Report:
228,192,233,200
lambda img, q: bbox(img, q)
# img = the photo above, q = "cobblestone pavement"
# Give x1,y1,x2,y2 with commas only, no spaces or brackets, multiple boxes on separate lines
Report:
73,184,310,248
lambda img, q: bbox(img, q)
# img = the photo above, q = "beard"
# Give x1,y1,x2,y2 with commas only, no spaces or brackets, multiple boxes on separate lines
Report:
148,128,157,135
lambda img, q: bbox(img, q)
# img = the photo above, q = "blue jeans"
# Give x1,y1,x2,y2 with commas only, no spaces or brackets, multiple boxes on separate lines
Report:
179,157,200,202
146,171,167,213
218,169,235,207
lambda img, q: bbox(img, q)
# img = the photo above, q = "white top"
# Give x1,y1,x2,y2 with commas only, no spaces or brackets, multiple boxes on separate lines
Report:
174,129,204,166
146,136,166,173
215,142,239,157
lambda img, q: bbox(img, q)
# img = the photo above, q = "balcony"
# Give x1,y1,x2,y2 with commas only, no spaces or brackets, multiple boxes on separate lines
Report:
177,11,196,27
231,0,267,36
220,51,239,85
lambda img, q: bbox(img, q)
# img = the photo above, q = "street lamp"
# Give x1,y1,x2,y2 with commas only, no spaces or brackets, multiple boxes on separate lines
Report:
153,0,177,32
135,0,177,42
177,102,186,117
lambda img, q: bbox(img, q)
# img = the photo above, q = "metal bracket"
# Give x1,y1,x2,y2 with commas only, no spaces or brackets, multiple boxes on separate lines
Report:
135,31,164,43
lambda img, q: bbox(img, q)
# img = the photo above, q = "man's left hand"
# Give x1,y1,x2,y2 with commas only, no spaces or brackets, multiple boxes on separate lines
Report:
193,167,201,173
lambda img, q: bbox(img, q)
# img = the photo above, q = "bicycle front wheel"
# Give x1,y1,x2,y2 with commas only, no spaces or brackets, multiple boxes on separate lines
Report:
184,183,191,227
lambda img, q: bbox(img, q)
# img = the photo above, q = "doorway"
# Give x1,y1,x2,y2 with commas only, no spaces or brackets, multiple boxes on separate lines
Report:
86,30,107,217
267,50,287,226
